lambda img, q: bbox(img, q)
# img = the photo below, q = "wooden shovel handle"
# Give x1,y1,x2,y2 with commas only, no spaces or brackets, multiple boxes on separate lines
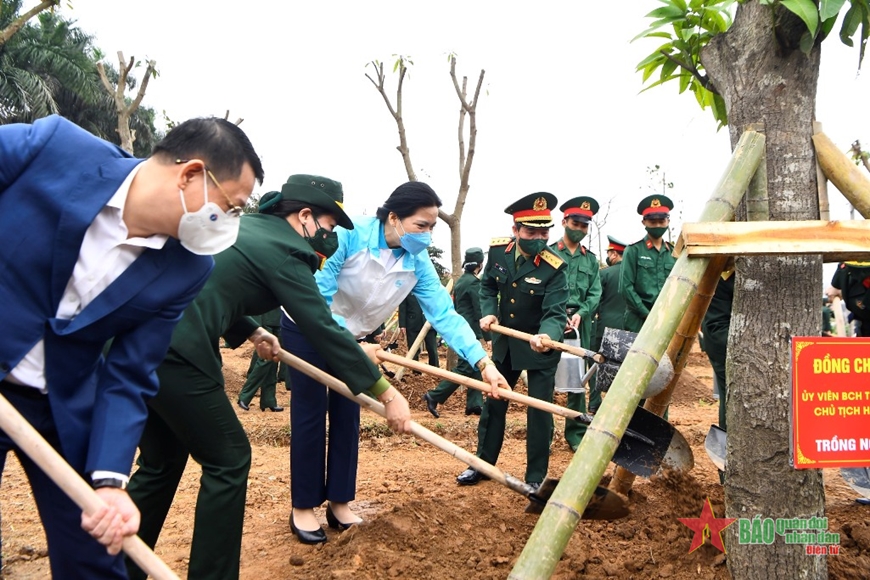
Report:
272,348,530,496
0,394,179,580
489,323,605,363
377,350,593,424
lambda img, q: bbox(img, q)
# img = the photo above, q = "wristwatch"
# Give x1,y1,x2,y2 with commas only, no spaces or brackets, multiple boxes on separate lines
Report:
92,477,128,490
476,357,495,372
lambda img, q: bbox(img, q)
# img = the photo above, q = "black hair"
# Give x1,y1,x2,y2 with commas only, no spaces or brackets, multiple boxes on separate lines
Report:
260,199,330,220
375,181,442,222
464,263,479,274
152,117,265,184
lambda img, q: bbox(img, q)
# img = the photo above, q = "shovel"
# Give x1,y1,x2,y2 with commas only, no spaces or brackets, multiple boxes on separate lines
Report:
840,467,870,503
378,350,693,477
595,327,674,399
705,425,727,471
273,347,628,520
490,323,605,363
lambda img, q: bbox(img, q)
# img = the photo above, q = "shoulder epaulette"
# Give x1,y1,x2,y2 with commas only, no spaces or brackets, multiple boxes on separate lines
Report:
539,248,564,269
490,237,512,247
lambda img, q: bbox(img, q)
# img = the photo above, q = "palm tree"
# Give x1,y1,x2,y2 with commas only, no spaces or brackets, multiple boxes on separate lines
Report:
0,2,100,123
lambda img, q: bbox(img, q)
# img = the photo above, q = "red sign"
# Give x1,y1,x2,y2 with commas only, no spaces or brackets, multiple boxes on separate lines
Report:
792,337,870,469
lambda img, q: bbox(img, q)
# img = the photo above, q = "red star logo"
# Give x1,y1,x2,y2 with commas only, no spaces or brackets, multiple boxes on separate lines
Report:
677,498,736,553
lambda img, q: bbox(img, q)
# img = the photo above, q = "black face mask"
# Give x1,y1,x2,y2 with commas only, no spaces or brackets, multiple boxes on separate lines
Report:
302,217,339,264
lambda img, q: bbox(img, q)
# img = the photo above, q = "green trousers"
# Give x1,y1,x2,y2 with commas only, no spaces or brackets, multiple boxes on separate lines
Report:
476,353,556,484
427,357,484,411
126,354,251,580
239,350,279,408
564,374,603,450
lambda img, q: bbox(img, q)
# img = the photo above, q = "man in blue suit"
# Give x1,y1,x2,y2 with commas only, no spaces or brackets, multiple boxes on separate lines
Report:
0,114,264,578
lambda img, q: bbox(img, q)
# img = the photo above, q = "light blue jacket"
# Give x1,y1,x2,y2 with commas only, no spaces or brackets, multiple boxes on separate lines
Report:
315,216,486,366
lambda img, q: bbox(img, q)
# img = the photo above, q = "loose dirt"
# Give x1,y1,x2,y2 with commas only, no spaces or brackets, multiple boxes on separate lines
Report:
2,344,868,579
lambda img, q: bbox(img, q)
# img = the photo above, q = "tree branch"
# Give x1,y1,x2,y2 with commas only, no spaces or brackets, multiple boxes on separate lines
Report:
0,0,59,46
659,50,719,95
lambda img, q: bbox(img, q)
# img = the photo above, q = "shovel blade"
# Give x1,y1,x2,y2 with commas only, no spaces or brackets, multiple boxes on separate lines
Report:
840,467,870,499
525,479,629,520
705,425,727,471
610,407,694,477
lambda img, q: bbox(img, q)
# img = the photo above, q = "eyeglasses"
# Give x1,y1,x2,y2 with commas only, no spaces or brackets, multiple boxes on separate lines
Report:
205,167,244,217
176,159,244,217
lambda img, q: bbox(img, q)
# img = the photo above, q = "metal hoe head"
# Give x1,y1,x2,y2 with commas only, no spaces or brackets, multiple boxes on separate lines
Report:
525,478,629,520
705,425,727,471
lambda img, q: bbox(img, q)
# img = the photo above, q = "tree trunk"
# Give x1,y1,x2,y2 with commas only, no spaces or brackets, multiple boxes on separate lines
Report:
702,3,825,579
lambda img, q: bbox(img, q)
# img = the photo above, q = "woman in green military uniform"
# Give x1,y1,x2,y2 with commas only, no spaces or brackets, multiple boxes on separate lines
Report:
126,175,411,580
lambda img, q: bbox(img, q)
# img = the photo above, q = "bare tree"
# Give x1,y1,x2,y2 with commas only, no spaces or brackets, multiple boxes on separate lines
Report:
0,0,59,46
96,52,157,154
589,196,615,261
365,55,486,278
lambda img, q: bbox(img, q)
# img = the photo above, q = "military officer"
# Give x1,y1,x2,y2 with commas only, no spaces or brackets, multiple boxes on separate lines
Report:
238,307,286,411
456,193,568,490
589,236,628,412
620,195,676,333
594,236,628,350
550,196,601,451
424,247,490,417
830,261,870,336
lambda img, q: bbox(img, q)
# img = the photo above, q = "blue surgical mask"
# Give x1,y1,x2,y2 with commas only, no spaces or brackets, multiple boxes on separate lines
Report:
395,220,431,256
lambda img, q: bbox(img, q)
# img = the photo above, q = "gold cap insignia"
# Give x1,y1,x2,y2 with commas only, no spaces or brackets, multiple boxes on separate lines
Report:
580,201,590,210
651,198,661,208
533,196,547,211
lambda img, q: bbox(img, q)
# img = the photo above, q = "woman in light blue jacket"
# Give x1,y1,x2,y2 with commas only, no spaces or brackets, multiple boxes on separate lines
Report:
282,181,508,542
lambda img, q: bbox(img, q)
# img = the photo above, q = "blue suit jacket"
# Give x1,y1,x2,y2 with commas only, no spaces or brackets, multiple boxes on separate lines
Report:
0,116,214,475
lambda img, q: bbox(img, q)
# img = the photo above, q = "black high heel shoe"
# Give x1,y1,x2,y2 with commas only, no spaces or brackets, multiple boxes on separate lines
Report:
290,509,327,544
326,503,361,530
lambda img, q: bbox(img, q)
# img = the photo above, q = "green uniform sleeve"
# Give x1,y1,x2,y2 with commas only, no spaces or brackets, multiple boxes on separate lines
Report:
223,316,260,348
620,244,650,318
578,260,602,320
467,278,487,340
480,261,499,318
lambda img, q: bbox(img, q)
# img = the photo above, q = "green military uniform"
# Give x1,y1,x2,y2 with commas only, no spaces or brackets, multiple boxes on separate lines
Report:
475,193,568,485
127,177,389,580
831,262,870,336
550,196,601,451
427,248,490,413
399,293,440,368
701,269,733,432
620,195,676,333
593,236,628,351
589,236,628,414
238,307,286,410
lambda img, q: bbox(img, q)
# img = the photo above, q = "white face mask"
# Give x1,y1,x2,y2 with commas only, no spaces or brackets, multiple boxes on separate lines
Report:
177,172,241,255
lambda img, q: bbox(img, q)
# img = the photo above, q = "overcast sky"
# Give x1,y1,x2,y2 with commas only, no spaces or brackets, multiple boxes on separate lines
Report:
39,1,870,280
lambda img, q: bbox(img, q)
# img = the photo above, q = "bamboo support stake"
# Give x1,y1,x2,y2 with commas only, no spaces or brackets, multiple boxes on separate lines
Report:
394,278,454,381
814,122,830,221
509,129,766,580
813,131,870,216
